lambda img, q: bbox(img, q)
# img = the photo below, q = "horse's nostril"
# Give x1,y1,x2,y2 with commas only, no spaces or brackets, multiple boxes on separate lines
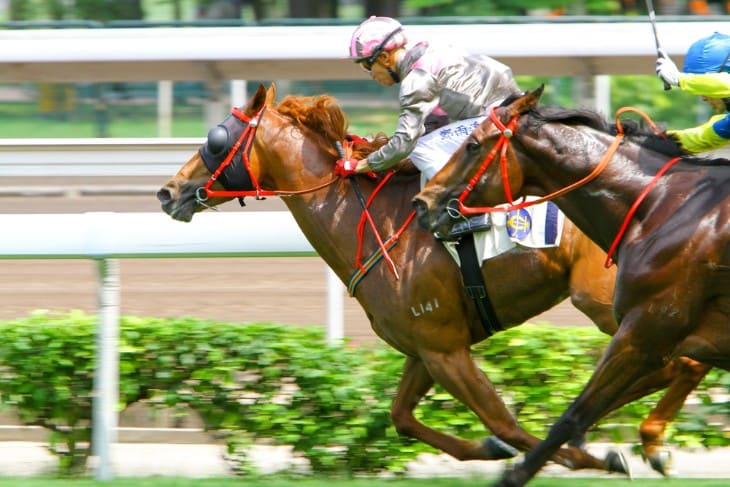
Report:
412,198,427,215
157,188,173,204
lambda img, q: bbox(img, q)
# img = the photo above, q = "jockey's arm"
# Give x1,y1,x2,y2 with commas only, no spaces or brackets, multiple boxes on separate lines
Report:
669,73,730,153
668,113,730,154
365,71,438,172
679,72,730,98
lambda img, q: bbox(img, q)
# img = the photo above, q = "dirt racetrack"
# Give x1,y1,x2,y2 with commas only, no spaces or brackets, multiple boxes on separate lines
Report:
1,176,596,344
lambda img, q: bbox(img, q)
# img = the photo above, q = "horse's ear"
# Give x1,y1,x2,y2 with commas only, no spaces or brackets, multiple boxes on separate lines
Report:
525,84,544,109
510,85,543,116
266,83,277,104
247,84,268,113
518,83,545,113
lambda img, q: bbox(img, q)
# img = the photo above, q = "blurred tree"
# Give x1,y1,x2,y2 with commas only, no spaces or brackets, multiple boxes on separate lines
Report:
156,0,184,20
289,0,338,17
44,0,67,19
8,0,39,20
195,0,243,19
364,0,401,16
617,0,641,13
195,0,287,20
404,0,623,15
196,0,242,19
74,0,144,21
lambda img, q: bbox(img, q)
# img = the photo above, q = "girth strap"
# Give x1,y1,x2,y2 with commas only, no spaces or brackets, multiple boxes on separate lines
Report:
455,236,503,337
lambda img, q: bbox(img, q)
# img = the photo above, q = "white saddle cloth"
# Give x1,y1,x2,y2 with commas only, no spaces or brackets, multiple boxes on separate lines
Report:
442,197,564,265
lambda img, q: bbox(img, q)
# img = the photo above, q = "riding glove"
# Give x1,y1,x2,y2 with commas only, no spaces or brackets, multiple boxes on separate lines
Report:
334,158,358,178
656,51,681,87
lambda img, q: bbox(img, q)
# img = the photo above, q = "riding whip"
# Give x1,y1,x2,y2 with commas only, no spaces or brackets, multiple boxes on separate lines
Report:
645,0,671,90
335,141,400,280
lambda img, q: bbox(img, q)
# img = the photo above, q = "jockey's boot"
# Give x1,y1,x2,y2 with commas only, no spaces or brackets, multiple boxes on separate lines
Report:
443,214,492,240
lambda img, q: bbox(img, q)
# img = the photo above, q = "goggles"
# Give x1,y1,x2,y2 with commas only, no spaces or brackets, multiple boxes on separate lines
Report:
354,27,403,73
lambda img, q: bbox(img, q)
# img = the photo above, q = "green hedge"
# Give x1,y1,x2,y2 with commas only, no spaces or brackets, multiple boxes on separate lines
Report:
0,311,726,475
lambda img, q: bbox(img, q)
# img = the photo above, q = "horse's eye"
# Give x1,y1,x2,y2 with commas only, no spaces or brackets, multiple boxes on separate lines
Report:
466,140,481,153
207,125,229,156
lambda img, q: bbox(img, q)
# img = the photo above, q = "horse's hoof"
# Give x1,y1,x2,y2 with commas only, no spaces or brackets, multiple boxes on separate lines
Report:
645,449,673,477
605,450,631,477
483,436,519,460
492,467,523,487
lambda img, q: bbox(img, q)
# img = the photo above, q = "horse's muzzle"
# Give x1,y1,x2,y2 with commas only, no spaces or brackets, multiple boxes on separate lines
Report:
412,197,439,232
156,187,173,206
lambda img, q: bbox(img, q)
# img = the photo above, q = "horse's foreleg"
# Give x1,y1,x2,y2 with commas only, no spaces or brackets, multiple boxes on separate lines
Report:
419,347,612,472
496,324,669,487
392,356,516,461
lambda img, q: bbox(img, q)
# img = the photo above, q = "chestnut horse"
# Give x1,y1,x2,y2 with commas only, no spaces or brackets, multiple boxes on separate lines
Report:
414,86,729,486
157,84,706,476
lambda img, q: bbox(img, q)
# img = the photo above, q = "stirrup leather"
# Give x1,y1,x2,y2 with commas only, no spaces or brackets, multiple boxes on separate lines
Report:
447,214,492,239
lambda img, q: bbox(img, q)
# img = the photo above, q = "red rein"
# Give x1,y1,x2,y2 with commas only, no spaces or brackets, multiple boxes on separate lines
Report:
197,107,406,282
455,106,681,268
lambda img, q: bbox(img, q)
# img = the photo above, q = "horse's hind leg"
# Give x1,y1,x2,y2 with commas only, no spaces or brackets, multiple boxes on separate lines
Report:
392,356,517,461
629,358,710,476
418,347,616,472
579,356,711,476
568,355,710,476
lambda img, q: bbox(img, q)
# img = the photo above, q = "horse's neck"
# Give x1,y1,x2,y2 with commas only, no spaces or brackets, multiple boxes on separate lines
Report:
258,116,422,281
282,175,421,282
525,124,642,251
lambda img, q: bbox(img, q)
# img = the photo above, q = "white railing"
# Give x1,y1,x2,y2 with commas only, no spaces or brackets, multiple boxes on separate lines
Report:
0,211,344,480
0,138,202,177
1,20,729,82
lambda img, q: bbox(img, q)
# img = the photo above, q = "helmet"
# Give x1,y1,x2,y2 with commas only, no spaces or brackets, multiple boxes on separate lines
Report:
683,31,730,74
349,16,407,62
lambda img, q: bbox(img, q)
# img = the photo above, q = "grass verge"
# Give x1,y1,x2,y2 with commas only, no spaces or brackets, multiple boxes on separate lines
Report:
0,478,726,487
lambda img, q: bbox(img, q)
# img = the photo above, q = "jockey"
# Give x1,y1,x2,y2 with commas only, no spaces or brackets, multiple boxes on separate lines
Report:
655,31,730,154
341,17,521,181
338,16,522,236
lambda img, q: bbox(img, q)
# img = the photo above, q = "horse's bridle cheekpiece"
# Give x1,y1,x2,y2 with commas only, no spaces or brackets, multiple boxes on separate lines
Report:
196,106,276,206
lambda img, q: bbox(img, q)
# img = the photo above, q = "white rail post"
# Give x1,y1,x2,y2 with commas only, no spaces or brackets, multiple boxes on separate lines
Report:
594,75,611,118
230,80,247,108
157,80,173,138
326,266,344,343
92,257,120,481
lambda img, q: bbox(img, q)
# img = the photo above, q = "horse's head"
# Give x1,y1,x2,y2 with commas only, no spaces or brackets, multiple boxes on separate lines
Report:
157,83,276,222
412,86,543,235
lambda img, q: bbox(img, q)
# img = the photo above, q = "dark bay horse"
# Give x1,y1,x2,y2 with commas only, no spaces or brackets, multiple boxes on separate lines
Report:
414,86,729,486
157,83,707,476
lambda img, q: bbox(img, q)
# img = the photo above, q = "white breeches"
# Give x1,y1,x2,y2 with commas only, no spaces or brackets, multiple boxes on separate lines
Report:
409,115,486,188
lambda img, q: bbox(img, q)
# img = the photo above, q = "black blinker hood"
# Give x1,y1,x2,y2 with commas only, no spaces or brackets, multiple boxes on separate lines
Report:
199,112,255,191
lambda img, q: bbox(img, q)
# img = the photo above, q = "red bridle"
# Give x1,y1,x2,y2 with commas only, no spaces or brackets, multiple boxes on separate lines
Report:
195,105,340,205
450,106,620,219
449,105,681,268
449,106,519,219
196,106,276,204
194,105,407,283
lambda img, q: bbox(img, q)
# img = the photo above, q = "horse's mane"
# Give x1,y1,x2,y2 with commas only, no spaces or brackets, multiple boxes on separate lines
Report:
527,104,728,166
275,94,389,158
274,94,417,175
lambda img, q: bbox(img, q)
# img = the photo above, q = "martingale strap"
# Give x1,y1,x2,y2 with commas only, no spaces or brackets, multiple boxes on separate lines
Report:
347,209,416,296
455,235,503,337
345,171,416,298
354,170,395,272
347,239,400,296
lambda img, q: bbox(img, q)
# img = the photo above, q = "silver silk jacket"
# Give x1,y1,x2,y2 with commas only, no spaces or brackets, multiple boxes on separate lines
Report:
366,41,521,171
